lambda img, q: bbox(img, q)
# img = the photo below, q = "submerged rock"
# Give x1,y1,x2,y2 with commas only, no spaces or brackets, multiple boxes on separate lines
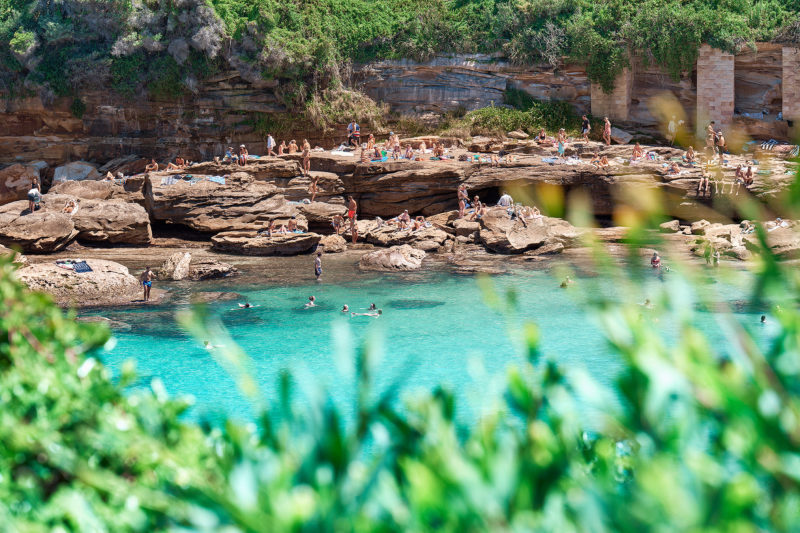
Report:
359,245,426,271
188,259,238,280
211,231,321,256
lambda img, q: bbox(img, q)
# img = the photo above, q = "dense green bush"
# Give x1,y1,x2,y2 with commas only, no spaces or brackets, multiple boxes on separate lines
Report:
1,0,797,101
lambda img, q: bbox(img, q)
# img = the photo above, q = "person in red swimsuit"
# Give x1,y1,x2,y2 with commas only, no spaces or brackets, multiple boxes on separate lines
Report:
651,251,661,268
347,196,358,243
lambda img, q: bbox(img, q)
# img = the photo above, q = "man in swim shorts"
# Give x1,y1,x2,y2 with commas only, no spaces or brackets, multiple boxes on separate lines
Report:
140,266,153,302
314,251,322,281
581,115,591,142
347,196,358,243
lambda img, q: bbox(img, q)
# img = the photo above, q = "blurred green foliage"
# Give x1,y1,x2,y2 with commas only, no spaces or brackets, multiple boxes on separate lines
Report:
3,165,800,529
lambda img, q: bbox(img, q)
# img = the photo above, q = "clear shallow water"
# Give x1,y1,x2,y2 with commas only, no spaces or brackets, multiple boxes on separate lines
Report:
86,265,775,425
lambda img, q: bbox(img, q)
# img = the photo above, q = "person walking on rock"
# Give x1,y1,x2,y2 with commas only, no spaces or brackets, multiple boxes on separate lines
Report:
603,117,612,146
314,251,323,281
267,134,276,156
581,115,591,142
140,266,154,302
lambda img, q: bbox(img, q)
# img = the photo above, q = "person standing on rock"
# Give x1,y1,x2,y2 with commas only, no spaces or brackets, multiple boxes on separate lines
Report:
309,175,319,202
315,251,323,281
603,117,612,146
267,134,276,156
347,196,358,243
140,267,154,302
302,139,311,176
457,184,469,218
27,179,40,215
581,115,591,142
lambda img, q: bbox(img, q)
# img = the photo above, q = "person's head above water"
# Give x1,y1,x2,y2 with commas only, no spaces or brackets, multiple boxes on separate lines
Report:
761,315,767,323
308,296,315,301
342,305,349,312
369,303,376,310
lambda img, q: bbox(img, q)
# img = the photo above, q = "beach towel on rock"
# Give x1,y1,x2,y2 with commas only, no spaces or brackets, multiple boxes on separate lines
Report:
72,261,93,273
207,175,226,185
160,176,178,186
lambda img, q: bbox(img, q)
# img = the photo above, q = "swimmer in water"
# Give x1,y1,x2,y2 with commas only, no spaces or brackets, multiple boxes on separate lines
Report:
761,315,767,324
203,341,224,350
641,299,653,309
305,296,316,308
239,303,253,308
342,304,349,313
352,309,382,317
368,303,377,310
560,276,574,288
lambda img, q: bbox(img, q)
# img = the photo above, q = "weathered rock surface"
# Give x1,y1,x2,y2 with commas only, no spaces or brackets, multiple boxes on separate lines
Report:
744,226,800,259
211,231,321,256
53,161,100,182
477,208,580,254
359,223,451,252
145,172,307,233
71,199,152,244
14,259,163,307
49,178,147,205
0,163,40,206
0,244,27,264
319,234,347,253
0,202,78,252
157,252,192,281
358,245,426,271
659,220,681,233
188,258,238,280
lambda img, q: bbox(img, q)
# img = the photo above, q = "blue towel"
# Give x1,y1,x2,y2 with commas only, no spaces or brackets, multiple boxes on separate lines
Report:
207,175,226,185
542,157,559,163
72,261,93,273
160,176,178,186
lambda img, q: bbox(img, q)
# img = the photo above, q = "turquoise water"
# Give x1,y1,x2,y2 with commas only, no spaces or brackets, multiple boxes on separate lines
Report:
87,264,773,425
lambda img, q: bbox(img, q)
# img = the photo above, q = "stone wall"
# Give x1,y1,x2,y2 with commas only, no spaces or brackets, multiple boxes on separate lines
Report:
695,44,735,133
590,68,634,121
783,47,800,121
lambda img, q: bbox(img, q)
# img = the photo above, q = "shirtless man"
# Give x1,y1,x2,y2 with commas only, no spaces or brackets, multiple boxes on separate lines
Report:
603,117,612,146
347,196,358,243
140,266,154,302
145,159,159,172
581,115,591,142
305,296,316,308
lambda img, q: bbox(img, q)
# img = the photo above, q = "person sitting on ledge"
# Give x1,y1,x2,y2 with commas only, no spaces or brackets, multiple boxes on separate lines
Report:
145,159,159,172
599,155,610,169
166,157,185,170
287,216,299,233
397,210,412,230
632,142,644,161
288,140,298,154
360,148,371,164
62,199,78,214
497,192,513,207
419,140,427,153
536,128,547,144
404,145,414,160
238,145,248,166
684,146,696,164
666,162,681,175
433,142,444,158
412,216,428,230
278,140,286,155
468,196,485,221
590,152,602,169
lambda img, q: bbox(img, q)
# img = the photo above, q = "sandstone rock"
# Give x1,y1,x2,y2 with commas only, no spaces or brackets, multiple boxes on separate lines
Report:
659,220,681,233
360,223,450,252
188,259,238,280
744,227,800,259
53,161,101,182
157,252,193,281
358,245,426,271
690,220,711,235
0,244,26,264
211,231,321,256
145,175,307,233
507,130,529,140
610,127,633,144
297,202,346,231
453,219,481,237
0,163,40,206
319,234,347,253
49,178,147,205
14,259,163,307
189,159,301,180
477,208,576,254
189,291,242,304
72,199,152,244
0,202,78,252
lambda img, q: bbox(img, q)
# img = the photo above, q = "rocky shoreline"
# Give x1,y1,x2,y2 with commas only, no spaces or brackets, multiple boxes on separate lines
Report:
1,135,797,307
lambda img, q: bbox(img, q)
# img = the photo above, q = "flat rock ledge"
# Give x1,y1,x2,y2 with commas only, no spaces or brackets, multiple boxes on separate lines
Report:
211,231,322,256
14,259,164,308
359,245,426,271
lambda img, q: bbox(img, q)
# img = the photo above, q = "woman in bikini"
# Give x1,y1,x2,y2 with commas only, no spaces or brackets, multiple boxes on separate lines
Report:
301,139,311,176
536,128,547,144
684,146,696,163
288,140,298,154
632,143,644,161
457,184,469,218
309,175,319,202
278,141,286,155
238,145,248,166
603,117,612,146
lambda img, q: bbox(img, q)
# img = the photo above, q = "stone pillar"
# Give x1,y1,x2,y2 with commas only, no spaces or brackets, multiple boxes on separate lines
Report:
782,47,800,121
590,67,634,121
696,44,734,135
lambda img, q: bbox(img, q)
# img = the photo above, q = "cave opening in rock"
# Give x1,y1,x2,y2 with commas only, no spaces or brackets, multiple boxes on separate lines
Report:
149,220,215,242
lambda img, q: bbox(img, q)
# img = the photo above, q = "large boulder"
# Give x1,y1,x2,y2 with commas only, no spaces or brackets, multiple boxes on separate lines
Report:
211,231,321,256
0,163,40,206
53,161,101,183
0,201,78,253
14,259,163,307
0,244,27,264
359,245,426,271
477,209,577,254
188,259,238,280
744,227,800,259
71,199,152,244
49,178,147,205
145,175,307,233
188,159,301,180
360,223,450,252
319,234,347,253
157,252,193,281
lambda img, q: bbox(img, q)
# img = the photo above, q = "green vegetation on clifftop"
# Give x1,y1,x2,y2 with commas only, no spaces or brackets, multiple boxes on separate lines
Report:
0,0,798,101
